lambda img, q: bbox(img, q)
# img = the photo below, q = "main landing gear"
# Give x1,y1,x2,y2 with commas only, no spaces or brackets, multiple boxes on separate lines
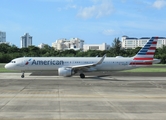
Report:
21,72,25,78
80,73,85,78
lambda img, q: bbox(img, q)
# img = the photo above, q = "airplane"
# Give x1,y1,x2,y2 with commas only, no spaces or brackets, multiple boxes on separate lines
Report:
5,37,160,78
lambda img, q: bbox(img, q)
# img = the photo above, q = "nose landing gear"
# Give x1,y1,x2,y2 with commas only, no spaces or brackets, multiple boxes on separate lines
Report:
21,72,25,78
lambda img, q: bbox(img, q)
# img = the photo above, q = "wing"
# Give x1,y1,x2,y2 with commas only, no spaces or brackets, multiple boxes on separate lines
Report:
66,54,106,72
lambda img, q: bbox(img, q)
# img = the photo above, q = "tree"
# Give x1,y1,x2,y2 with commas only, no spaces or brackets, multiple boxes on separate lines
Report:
28,46,40,56
8,45,19,53
0,43,11,53
111,37,121,55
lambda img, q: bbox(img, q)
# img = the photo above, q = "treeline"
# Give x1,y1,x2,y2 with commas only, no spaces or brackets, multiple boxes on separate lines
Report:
0,38,166,63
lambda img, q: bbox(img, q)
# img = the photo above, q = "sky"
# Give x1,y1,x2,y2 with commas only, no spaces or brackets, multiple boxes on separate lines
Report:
0,0,166,48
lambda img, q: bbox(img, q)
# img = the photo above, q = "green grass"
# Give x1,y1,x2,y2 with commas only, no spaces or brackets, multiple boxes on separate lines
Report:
122,67,166,72
152,64,166,66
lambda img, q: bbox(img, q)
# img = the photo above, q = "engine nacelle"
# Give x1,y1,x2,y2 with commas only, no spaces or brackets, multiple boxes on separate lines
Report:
58,67,75,77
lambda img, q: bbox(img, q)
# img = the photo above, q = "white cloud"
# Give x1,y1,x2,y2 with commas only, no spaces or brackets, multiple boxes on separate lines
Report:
57,4,77,11
65,4,77,9
77,0,114,19
102,29,119,36
153,0,166,9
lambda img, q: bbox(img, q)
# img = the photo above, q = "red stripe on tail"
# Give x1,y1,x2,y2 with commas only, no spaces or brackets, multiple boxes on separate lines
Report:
146,52,155,55
149,47,156,50
152,41,157,44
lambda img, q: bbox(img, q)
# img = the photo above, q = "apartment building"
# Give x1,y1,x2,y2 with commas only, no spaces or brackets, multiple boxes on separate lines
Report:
20,33,32,48
121,36,166,49
83,43,110,51
52,38,84,50
0,31,6,43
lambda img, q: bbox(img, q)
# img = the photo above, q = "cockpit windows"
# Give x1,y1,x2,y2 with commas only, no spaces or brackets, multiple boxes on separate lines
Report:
11,61,16,63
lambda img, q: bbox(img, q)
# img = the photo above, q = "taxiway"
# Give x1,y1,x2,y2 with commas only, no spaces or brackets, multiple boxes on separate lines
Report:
0,73,166,120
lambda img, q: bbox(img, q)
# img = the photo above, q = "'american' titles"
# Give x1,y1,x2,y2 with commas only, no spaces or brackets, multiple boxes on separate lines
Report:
31,60,64,65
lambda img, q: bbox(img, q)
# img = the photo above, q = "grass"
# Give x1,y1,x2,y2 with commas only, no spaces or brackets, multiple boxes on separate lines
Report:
152,64,166,66
122,67,166,72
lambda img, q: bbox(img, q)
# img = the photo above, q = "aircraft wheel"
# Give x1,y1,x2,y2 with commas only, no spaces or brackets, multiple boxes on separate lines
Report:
21,75,24,78
21,72,25,78
80,73,85,78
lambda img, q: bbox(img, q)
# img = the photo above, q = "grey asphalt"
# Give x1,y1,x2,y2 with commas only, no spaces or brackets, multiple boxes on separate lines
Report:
30,70,166,77
0,73,166,120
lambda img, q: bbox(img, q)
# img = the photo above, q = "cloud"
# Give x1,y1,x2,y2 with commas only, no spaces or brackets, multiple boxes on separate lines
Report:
65,4,77,9
58,4,77,11
152,0,166,9
102,29,119,36
77,0,114,19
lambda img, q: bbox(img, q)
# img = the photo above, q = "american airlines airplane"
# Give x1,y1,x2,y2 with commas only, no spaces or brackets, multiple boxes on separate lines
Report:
5,37,160,78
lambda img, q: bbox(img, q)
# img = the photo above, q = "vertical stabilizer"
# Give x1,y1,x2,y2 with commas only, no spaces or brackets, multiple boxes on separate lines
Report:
130,37,158,66
133,37,158,60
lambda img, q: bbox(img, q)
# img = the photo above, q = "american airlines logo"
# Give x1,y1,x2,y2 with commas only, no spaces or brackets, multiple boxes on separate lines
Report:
25,59,31,65
31,60,64,65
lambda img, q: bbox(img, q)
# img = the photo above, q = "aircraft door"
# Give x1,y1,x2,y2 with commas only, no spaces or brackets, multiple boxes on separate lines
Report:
19,59,25,67
20,59,29,70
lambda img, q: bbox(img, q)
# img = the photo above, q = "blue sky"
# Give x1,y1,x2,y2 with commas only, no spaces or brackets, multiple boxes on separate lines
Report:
0,0,166,47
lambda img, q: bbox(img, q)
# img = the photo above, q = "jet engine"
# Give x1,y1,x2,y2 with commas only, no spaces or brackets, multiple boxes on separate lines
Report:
58,67,76,77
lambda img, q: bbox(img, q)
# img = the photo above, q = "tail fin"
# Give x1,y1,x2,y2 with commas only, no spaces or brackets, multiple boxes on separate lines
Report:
133,37,158,61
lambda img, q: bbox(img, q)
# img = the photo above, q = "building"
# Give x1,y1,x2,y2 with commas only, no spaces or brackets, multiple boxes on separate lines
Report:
0,31,6,43
20,33,32,48
121,36,166,49
38,43,48,49
52,38,84,51
83,43,110,51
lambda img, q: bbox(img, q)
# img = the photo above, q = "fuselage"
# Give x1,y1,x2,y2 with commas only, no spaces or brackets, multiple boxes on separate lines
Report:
5,57,139,71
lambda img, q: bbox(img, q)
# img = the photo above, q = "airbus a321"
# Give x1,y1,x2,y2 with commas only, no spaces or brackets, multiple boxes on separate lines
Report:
5,37,160,78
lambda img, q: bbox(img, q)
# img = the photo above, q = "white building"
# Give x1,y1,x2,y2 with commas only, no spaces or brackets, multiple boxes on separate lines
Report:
20,33,32,48
83,43,110,51
0,31,6,43
52,38,84,50
38,43,48,49
121,36,166,49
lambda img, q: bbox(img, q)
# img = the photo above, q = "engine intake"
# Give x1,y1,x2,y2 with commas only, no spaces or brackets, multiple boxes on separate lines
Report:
58,67,75,77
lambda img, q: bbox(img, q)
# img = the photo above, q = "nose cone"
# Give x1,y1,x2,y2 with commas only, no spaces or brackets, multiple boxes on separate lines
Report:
4,64,9,69
4,63,13,70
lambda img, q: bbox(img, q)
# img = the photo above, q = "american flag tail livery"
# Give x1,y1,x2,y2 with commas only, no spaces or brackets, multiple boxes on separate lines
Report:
130,37,158,66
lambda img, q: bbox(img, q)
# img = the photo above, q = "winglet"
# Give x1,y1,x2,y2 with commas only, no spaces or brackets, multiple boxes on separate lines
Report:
94,54,106,65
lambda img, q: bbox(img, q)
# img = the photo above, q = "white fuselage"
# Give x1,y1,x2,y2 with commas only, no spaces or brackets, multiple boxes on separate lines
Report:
5,57,140,72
